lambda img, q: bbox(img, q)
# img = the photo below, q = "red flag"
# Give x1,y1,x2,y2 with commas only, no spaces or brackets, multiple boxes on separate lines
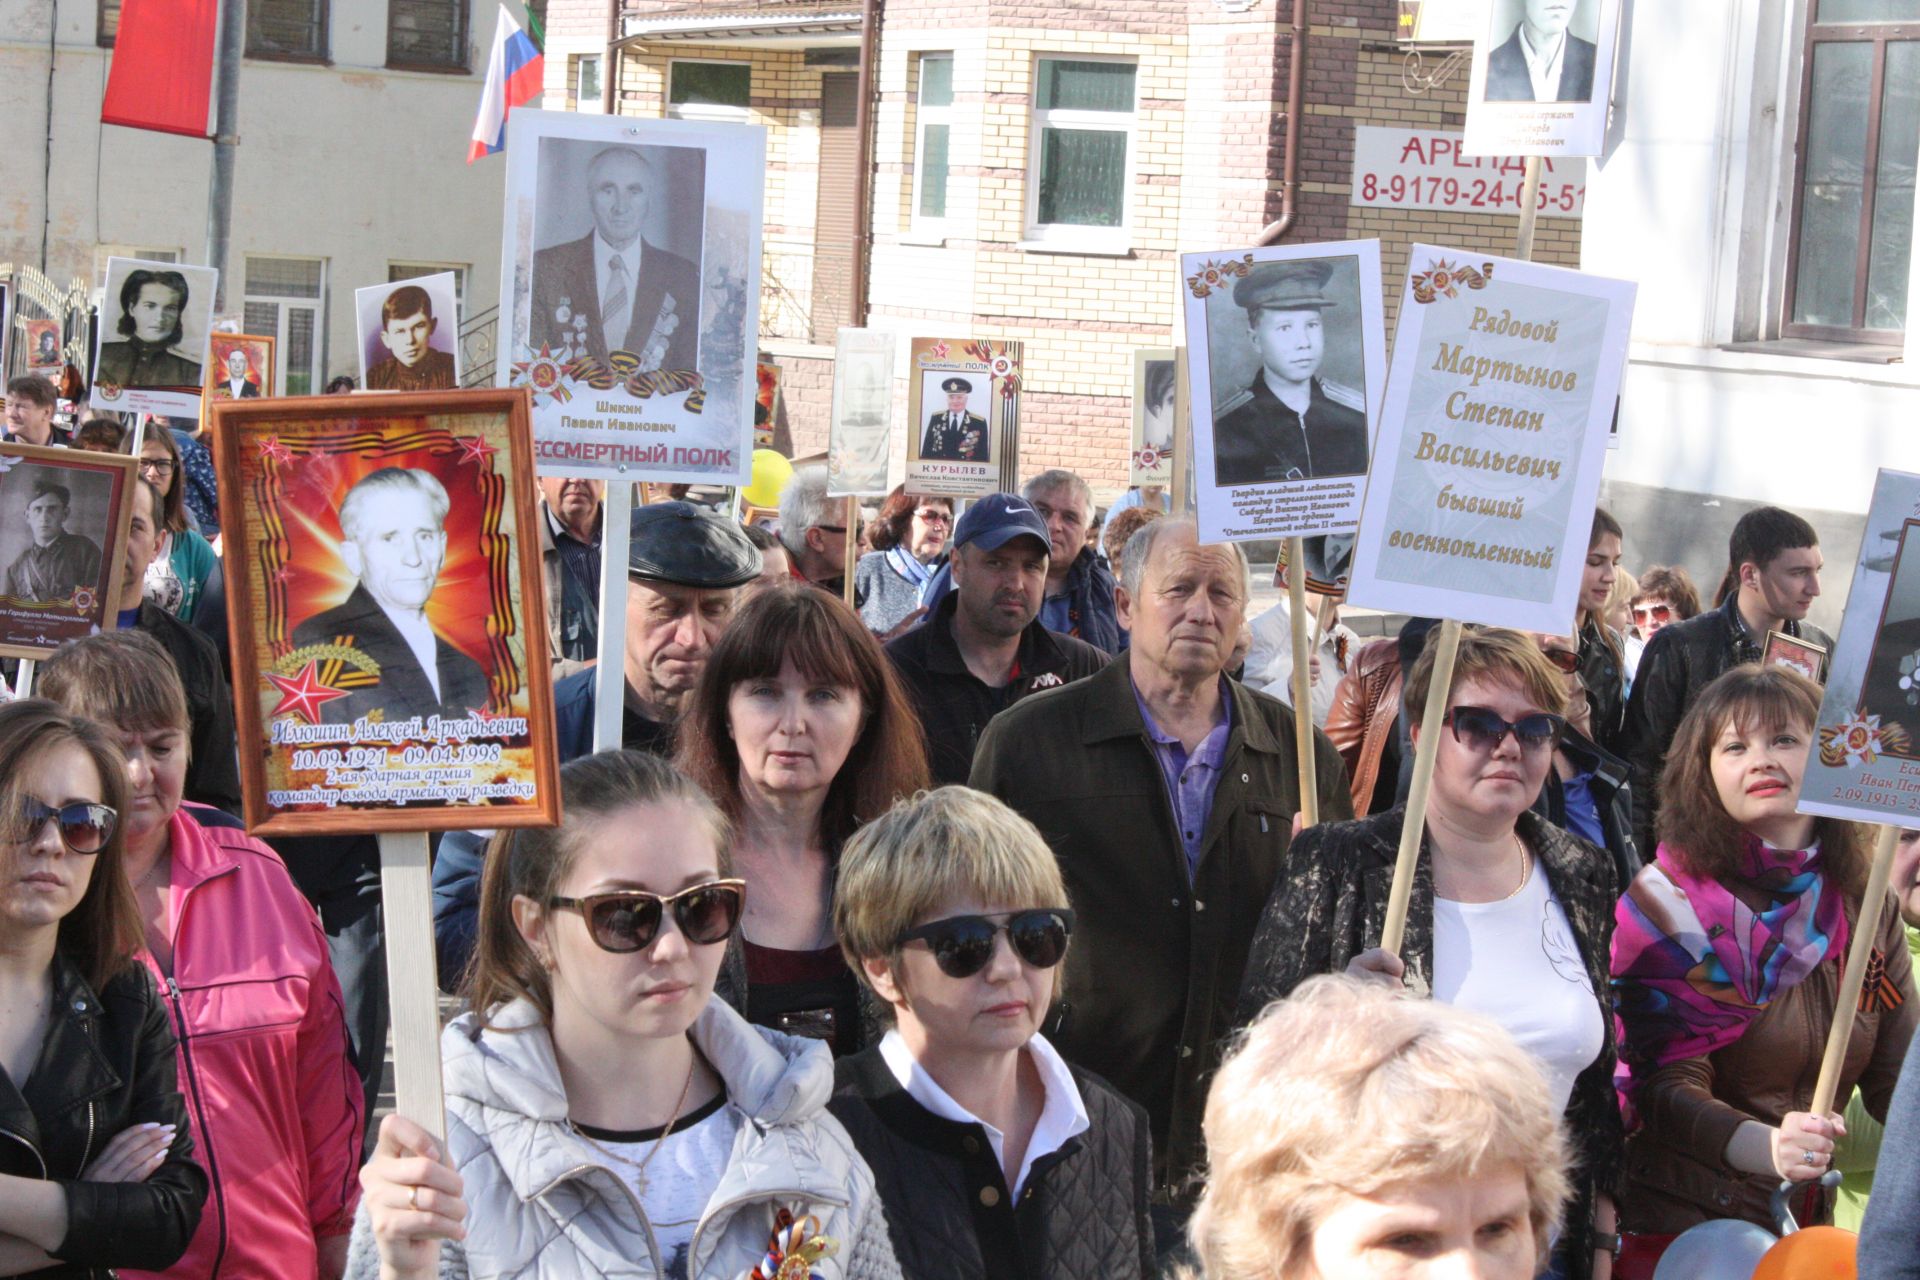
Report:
101,0,219,138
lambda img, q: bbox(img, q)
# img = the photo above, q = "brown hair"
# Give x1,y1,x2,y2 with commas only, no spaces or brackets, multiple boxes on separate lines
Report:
136,426,189,534
73,418,127,453
867,486,952,555
1579,507,1625,661
1103,505,1162,567
466,749,729,1025
1634,564,1702,622
39,630,192,743
676,582,930,847
5,374,58,408
1404,626,1569,726
1656,664,1865,897
0,700,141,992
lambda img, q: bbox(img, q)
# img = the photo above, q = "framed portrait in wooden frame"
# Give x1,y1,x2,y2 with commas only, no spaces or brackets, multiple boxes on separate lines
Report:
204,332,277,412
0,442,137,659
211,387,561,836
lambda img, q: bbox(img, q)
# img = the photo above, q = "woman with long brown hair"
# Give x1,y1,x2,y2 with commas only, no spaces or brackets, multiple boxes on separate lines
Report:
1576,508,1626,751
1611,664,1918,1277
676,582,930,1055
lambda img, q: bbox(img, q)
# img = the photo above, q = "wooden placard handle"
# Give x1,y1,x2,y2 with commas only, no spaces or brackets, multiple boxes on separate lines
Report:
378,831,446,1141
1810,823,1901,1116
1379,618,1463,957
1287,537,1318,830
593,483,635,754
842,495,859,610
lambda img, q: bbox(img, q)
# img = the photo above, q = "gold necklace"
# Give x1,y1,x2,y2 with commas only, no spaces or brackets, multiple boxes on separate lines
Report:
1505,833,1531,900
567,1053,698,1192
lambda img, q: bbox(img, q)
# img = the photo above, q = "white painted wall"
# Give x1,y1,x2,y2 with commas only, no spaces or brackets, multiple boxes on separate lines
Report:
1584,0,1920,517
0,0,505,386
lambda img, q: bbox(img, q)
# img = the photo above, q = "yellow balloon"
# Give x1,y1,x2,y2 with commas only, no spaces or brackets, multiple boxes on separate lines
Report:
741,449,795,509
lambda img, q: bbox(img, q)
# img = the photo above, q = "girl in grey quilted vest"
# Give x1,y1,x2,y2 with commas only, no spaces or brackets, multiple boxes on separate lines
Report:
348,750,902,1280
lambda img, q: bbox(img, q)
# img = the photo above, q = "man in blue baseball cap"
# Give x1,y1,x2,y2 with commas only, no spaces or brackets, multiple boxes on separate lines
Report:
885,492,1108,784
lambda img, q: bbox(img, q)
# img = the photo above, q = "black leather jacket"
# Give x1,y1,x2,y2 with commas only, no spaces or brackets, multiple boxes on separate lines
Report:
1534,724,1642,893
0,954,207,1276
1577,617,1625,753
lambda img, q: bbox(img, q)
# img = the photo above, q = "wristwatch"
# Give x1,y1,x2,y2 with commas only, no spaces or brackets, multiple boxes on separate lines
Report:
1593,1230,1623,1260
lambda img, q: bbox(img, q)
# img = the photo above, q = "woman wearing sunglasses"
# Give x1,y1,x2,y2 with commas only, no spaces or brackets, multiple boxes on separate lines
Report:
828,787,1156,1279
677,584,929,1056
0,699,208,1276
1237,627,1622,1280
38,632,363,1280
1609,665,1916,1278
853,488,954,637
352,749,902,1279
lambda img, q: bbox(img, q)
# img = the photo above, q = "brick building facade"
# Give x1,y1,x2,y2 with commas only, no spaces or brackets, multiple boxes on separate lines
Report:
544,0,1580,500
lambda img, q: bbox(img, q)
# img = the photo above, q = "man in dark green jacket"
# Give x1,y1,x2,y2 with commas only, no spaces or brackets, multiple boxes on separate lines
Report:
970,517,1350,1224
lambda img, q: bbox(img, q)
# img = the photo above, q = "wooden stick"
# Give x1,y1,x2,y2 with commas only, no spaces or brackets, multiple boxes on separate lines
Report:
593,482,635,754
1515,155,1544,260
378,831,446,1141
1811,823,1901,1115
1379,618,1463,956
841,495,859,609
1171,348,1191,518
13,658,34,700
1287,537,1319,829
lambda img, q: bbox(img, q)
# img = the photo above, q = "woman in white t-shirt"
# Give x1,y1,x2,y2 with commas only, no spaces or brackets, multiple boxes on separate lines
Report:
346,750,903,1280
1237,626,1622,1280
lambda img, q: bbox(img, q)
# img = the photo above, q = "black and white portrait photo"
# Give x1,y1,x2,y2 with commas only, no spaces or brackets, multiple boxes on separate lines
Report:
356,273,463,393
90,257,218,418
1484,0,1600,103
916,371,991,463
527,139,706,373
1857,523,1920,754
0,469,105,605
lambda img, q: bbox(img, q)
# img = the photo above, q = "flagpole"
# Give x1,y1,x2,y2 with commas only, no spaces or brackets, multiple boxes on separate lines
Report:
204,0,246,311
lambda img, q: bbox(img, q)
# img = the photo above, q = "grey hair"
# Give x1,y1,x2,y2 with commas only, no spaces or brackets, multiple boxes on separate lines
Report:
338,467,450,543
778,464,833,555
1020,469,1092,517
1118,516,1252,603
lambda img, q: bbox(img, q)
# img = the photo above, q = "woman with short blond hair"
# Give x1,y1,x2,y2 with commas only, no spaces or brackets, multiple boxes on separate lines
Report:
829,787,1157,1279
1188,975,1570,1279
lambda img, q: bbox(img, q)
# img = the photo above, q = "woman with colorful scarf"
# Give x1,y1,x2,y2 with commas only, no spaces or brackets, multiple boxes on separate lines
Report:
853,489,952,637
1611,664,1917,1278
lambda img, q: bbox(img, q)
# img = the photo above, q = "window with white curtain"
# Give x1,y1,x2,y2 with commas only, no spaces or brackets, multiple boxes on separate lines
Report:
1025,56,1137,248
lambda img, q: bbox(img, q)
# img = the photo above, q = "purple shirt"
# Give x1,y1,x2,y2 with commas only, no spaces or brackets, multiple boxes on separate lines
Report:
1133,677,1234,879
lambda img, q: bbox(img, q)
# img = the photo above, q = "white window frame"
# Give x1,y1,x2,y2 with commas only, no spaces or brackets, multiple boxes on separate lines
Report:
243,255,327,396
910,53,955,240
574,54,604,113
1022,53,1137,255
93,244,179,288
667,58,751,124
387,261,469,325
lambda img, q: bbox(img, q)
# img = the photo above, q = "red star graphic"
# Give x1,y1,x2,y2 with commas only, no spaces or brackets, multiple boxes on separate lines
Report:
257,436,294,464
273,564,294,584
456,435,499,468
266,661,349,725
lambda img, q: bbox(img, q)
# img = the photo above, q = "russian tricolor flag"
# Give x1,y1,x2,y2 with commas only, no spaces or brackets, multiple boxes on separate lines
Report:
469,6,544,162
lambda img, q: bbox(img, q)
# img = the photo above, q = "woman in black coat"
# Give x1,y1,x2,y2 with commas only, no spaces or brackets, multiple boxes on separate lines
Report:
1237,628,1623,1280
829,787,1156,1280
0,701,206,1276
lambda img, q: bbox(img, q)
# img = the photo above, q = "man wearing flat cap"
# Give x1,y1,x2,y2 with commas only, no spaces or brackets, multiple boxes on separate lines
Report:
1212,259,1370,488
431,498,763,986
920,376,991,462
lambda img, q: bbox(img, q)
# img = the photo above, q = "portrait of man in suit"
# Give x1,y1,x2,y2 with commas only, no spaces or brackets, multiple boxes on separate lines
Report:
213,348,262,400
1485,0,1598,103
919,375,991,462
528,145,702,374
3,478,102,604
291,468,490,726
365,286,458,392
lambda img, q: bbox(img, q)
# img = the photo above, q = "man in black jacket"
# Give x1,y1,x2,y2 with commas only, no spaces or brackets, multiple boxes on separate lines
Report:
887,493,1107,785
1620,506,1830,852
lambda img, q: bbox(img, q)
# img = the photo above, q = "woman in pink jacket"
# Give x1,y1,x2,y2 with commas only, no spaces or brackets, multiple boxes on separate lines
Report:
40,630,364,1279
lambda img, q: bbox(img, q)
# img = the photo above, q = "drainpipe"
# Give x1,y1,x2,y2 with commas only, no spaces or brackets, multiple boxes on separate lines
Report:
601,0,620,112
849,0,882,326
1257,0,1309,245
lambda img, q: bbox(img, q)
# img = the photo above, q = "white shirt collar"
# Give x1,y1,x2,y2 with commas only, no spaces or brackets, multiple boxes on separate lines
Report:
1517,23,1566,99
373,597,443,702
878,1028,1091,1198
593,232,644,298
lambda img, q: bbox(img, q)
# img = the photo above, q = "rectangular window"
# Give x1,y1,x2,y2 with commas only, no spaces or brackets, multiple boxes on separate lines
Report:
388,0,468,71
244,256,326,395
913,54,954,227
97,0,120,47
247,0,328,62
575,54,604,112
1783,2,1920,343
387,262,468,325
668,60,751,122
1026,57,1136,246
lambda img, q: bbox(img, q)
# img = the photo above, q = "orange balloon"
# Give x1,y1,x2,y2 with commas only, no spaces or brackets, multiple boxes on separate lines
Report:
1751,1226,1856,1279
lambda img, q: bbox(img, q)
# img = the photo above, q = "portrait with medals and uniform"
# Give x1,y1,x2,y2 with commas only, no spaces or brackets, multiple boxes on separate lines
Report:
919,375,991,462
903,336,1023,498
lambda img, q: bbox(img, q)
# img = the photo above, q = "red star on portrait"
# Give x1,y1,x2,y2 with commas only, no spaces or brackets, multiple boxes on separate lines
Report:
266,662,349,725
273,564,294,584
257,436,294,464
456,435,499,468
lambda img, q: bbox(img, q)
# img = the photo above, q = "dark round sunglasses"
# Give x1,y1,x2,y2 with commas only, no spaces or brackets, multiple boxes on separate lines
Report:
896,908,1075,980
19,797,116,854
546,879,746,954
1445,705,1567,753
1539,646,1581,674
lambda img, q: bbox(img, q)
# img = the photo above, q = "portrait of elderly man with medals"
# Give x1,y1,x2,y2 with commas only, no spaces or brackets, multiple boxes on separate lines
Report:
1211,258,1370,488
919,375,991,462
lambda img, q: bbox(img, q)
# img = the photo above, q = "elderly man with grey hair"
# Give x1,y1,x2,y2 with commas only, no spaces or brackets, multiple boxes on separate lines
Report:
777,462,854,594
291,466,491,726
1021,467,1120,653
970,515,1350,1247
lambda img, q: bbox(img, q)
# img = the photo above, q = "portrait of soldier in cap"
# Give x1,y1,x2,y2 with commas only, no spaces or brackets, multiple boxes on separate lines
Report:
1211,257,1370,488
919,374,991,462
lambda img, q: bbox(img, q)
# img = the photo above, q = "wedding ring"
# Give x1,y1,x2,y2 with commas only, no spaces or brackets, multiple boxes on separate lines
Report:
1804,1151,1819,1166
409,1185,421,1211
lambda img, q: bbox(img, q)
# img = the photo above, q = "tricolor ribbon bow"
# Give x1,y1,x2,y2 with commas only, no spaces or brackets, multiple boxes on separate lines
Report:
742,1209,838,1280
